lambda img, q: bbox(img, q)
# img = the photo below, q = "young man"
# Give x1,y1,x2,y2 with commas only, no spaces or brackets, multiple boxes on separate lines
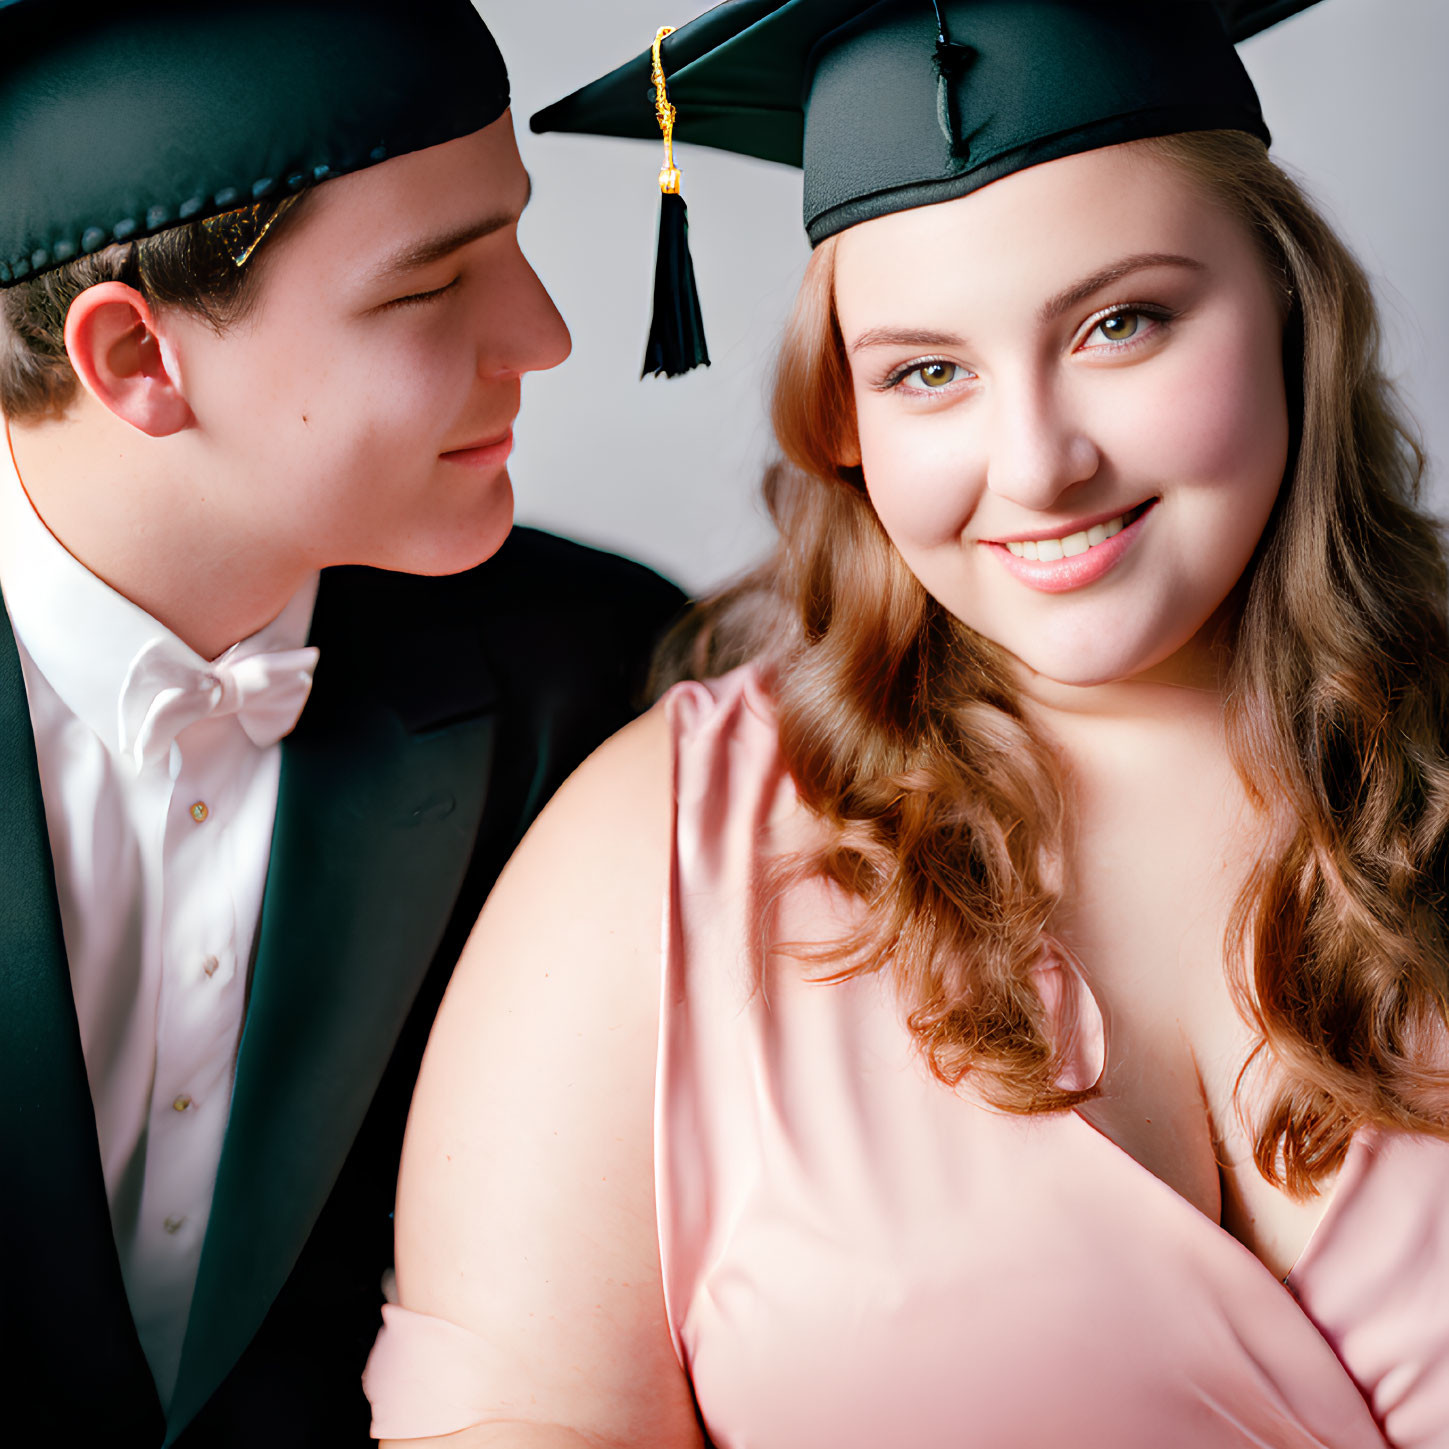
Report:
0,2,683,1443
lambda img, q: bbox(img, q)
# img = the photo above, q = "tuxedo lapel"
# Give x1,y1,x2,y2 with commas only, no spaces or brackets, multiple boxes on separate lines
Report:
169,569,498,1436
0,599,164,1436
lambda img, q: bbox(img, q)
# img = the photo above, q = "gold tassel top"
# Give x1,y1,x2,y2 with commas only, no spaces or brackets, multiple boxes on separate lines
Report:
651,26,682,195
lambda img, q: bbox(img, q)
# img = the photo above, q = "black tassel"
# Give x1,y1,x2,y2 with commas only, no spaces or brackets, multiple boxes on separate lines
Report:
643,189,709,379
643,25,710,379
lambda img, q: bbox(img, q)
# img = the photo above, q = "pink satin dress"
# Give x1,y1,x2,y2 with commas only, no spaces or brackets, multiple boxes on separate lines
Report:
366,666,1449,1447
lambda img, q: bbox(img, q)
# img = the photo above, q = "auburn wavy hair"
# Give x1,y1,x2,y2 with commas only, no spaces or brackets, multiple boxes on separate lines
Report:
658,130,1449,1197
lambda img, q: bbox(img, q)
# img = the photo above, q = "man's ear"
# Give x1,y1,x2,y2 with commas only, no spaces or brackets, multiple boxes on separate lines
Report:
63,282,193,437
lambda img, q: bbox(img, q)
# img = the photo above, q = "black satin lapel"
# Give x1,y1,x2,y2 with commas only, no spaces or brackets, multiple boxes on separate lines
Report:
0,597,163,1437
168,569,496,1436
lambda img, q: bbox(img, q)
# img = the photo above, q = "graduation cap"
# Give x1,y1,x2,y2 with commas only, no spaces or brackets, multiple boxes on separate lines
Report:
532,0,1327,378
0,0,510,288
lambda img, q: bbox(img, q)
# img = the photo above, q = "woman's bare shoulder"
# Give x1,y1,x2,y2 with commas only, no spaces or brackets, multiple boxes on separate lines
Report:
455,699,674,995
514,697,674,860
406,700,676,1155
381,699,698,1447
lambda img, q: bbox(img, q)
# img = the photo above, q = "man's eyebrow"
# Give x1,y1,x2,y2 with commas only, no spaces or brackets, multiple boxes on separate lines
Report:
1038,251,1205,323
850,325,966,355
367,174,532,281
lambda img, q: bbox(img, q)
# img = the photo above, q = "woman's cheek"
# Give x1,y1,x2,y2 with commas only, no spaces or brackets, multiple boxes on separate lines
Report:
1127,319,1288,496
859,412,980,549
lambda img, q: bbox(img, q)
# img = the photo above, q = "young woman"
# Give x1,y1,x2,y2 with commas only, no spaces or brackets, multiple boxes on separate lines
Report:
365,3,1449,1445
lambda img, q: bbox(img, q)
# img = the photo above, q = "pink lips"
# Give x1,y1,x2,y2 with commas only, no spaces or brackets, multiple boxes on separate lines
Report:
986,500,1156,594
439,429,514,469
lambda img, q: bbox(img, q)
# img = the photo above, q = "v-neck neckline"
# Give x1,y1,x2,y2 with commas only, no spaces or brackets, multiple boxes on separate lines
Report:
1044,947,1369,1293
1066,1100,1371,1291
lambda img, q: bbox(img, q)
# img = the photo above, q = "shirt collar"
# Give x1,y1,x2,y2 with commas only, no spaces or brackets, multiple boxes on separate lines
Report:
0,420,319,758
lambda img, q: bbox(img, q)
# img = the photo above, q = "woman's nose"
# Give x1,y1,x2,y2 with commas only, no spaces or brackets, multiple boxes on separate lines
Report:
982,381,1100,512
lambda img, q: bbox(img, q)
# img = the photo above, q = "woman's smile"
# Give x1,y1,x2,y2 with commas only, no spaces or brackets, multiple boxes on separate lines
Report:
985,498,1158,593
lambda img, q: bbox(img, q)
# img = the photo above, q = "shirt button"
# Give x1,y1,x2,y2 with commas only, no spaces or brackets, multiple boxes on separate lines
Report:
172,1094,193,1113
202,955,220,977
163,1215,187,1235
189,801,210,823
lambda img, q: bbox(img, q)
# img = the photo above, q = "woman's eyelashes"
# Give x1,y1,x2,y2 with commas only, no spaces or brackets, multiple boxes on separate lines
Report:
874,304,1177,393
1076,304,1174,353
876,358,972,393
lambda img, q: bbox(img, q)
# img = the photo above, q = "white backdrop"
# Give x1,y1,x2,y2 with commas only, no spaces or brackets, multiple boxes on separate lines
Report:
486,0,1449,595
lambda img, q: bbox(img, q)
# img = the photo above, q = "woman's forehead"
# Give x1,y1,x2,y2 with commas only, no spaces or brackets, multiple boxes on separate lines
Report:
832,144,1239,311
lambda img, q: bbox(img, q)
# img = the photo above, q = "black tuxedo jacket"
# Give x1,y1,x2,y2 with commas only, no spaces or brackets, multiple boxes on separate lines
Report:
0,527,685,1445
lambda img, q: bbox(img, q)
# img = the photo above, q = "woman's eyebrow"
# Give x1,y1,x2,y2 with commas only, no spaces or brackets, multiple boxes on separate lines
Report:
1038,251,1205,322
367,174,533,281
848,252,1205,354
850,325,966,355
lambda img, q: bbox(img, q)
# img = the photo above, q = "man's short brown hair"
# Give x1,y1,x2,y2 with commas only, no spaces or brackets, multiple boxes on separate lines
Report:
1,195,308,422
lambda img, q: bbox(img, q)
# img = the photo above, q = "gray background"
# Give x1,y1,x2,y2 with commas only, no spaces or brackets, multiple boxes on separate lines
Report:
486,0,1449,595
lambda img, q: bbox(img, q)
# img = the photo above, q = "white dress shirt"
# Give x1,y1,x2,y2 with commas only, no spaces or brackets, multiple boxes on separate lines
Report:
0,431,318,1405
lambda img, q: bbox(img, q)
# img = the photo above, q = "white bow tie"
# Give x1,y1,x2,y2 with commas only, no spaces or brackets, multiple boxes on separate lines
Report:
118,634,320,772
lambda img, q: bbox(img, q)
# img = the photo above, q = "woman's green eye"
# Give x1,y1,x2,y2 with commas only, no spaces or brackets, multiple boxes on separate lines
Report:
1095,312,1141,343
913,361,959,388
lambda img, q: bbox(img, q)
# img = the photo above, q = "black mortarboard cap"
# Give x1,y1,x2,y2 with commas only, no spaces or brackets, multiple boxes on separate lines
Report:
0,0,510,288
532,0,1327,375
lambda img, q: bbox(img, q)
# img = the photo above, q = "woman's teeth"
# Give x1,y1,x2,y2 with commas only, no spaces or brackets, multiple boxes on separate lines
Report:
1004,512,1127,561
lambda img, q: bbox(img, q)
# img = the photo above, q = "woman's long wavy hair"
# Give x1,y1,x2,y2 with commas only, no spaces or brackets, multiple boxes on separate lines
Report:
658,130,1449,1197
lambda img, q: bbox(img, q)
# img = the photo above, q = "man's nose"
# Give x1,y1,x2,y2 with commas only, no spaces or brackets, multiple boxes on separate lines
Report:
982,377,1099,512
476,247,572,378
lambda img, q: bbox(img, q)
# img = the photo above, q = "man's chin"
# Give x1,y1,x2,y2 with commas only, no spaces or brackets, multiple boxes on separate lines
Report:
412,486,516,577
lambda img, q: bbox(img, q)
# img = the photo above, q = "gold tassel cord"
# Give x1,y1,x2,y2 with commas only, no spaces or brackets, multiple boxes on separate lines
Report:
652,26,681,194
642,22,709,376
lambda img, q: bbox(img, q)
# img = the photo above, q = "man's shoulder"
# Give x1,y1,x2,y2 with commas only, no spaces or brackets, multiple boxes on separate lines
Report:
447,527,688,694
470,526,685,613
325,527,684,625
316,529,687,712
